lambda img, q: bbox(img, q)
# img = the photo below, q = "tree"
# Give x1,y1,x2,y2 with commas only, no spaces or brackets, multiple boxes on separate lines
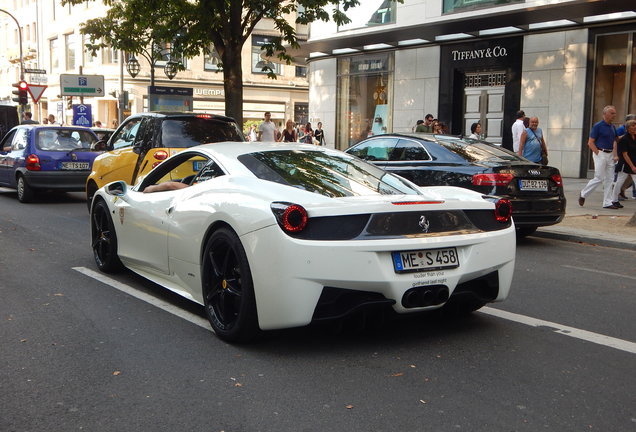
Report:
62,0,362,125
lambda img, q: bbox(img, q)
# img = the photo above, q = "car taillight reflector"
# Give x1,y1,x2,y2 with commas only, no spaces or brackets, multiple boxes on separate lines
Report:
25,154,41,171
472,173,514,186
152,161,162,169
392,201,444,205
551,174,563,186
271,202,308,233
154,150,169,160
495,199,512,223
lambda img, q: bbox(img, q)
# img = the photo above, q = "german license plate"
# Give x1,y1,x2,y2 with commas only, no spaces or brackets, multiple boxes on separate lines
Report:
60,162,89,170
519,179,547,191
392,247,459,273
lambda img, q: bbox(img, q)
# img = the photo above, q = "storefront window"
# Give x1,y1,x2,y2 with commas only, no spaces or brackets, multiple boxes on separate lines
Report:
337,53,394,150
443,0,522,14
338,0,396,31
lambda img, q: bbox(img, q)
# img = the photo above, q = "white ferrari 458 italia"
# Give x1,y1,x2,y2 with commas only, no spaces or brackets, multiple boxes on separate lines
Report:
90,142,516,342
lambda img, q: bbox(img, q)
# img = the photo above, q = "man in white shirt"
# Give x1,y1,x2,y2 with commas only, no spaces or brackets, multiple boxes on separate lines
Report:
258,111,277,142
511,110,526,153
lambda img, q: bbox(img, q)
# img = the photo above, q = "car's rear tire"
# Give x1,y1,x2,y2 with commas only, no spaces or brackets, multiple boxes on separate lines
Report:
202,227,258,343
91,199,123,273
16,175,35,203
516,226,538,238
86,180,98,212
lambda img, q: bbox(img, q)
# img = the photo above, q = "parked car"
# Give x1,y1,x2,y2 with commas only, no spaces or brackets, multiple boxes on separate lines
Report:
345,133,566,237
85,112,245,207
90,142,516,342
0,125,100,202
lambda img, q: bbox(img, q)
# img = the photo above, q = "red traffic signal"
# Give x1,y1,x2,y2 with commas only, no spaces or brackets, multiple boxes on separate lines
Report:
12,81,29,105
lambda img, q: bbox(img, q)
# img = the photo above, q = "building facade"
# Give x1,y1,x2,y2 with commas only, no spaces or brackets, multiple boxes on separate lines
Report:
1,1,308,132
303,0,636,178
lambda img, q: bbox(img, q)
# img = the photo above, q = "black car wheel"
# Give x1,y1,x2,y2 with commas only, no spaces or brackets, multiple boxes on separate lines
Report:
516,226,538,238
202,227,258,343
91,199,123,273
16,175,35,203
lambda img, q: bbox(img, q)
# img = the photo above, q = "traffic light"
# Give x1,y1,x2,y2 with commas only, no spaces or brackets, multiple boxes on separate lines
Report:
12,81,28,105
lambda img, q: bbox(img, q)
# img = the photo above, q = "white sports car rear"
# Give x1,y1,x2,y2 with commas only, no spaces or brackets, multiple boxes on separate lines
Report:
90,142,515,342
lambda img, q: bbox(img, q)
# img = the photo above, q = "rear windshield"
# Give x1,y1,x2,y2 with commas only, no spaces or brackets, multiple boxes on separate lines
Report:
36,129,97,152
161,118,245,148
238,150,422,198
437,137,523,162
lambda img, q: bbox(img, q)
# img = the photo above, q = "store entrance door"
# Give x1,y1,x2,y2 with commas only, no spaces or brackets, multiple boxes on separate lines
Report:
463,72,506,145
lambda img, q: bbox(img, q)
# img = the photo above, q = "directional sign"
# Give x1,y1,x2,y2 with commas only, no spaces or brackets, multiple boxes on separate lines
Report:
60,74,105,97
26,84,47,103
72,104,93,127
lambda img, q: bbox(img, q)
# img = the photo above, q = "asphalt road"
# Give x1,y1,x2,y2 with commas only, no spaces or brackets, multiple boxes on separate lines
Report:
1,190,635,432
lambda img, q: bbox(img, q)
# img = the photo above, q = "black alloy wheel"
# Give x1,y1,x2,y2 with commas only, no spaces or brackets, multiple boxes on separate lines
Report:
91,199,123,273
16,175,35,203
202,227,258,342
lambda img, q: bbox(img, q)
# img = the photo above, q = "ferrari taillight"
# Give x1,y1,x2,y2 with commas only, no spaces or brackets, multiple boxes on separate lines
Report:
494,199,513,223
271,202,308,233
472,173,513,187
25,154,41,171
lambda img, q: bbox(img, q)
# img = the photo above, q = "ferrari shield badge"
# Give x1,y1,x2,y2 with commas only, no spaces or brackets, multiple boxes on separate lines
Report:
119,208,125,225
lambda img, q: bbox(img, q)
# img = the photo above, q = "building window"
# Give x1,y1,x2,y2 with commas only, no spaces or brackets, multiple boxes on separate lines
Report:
252,35,282,75
443,0,522,14
102,45,119,64
50,37,59,71
83,35,96,65
338,0,396,31
295,66,307,78
294,103,309,126
154,41,186,68
65,33,76,71
336,53,394,149
204,45,221,71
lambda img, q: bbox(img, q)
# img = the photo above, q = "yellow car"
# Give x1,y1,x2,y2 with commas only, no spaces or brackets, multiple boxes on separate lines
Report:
86,112,244,206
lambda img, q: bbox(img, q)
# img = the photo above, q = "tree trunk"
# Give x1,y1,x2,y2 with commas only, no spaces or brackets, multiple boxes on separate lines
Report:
222,46,243,127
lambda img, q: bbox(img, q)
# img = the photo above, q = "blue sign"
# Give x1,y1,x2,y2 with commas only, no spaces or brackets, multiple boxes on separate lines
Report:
72,104,92,127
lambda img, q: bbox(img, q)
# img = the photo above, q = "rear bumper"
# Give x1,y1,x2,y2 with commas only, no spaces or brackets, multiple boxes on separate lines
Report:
509,195,566,227
22,170,90,192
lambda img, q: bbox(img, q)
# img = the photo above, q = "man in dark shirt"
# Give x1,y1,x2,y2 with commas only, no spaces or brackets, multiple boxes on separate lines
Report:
21,112,39,125
579,105,618,209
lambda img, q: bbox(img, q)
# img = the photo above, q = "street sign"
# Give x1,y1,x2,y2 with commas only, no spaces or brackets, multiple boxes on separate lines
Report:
24,68,47,74
72,104,93,126
27,84,47,103
60,74,105,97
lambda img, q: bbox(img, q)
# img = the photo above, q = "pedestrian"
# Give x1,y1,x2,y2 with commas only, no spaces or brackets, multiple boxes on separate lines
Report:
615,114,636,200
42,118,49,124
257,111,277,142
111,120,118,128
94,120,102,127
416,114,434,133
248,124,257,142
579,105,619,209
518,116,548,164
279,120,297,142
511,110,525,152
314,122,325,146
432,120,446,134
301,122,314,144
468,122,482,139
609,119,636,208
48,114,58,125
21,112,38,124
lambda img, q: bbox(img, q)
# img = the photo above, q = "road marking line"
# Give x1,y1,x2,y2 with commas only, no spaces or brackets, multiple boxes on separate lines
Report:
74,267,636,353
72,266,211,332
481,307,636,355
561,264,636,281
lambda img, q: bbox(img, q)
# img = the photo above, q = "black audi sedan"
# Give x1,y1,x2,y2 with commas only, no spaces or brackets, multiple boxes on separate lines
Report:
345,133,565,237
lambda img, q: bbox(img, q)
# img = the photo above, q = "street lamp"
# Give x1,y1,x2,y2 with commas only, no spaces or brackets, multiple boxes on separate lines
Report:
126,56,140,78
164,61,178,80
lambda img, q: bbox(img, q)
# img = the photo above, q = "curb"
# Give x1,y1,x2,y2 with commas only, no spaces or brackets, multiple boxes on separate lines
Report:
531,229,636,251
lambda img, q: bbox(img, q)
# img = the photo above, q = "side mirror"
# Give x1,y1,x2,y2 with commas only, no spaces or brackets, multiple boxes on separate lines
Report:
105,181,127,197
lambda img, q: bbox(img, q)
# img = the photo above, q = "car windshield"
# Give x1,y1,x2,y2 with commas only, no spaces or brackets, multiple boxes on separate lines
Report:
36,129,97,152
238,150,422,198
436,137,522,162
161,117,245,148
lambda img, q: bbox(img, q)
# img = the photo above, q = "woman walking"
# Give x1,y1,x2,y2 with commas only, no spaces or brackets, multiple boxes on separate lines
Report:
279,120,298,142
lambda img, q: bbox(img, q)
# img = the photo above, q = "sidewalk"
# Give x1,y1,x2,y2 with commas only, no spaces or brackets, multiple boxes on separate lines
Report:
533,177,636,250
